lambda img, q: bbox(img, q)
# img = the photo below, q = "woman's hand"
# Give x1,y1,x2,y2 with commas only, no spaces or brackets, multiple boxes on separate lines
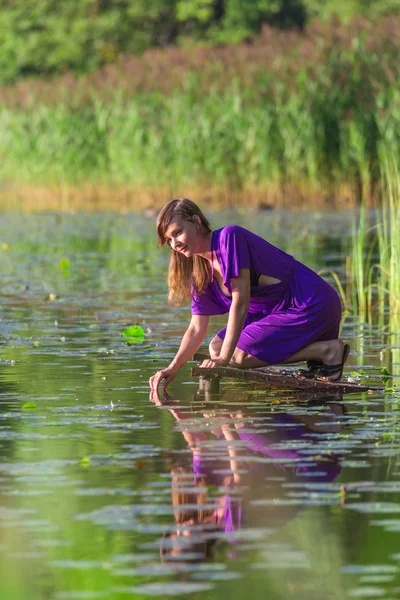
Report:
200,357,230,369
149,363,180,391
149,388,177,407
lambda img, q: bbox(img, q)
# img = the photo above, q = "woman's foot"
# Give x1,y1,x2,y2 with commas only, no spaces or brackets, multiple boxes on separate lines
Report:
316,344,351,382
296,360,323,379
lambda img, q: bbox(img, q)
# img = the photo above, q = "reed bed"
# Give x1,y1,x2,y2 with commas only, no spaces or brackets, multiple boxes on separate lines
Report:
347,147,400,386
2,17,400,208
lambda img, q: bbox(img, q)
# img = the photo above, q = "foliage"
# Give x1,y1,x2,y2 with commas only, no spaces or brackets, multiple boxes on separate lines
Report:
1,0,400,82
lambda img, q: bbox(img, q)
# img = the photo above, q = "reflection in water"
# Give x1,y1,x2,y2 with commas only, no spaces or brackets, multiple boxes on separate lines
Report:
150,388,345,563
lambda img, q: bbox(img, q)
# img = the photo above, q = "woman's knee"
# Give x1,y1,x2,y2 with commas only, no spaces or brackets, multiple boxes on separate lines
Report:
209,336,223,359
230,348,247,366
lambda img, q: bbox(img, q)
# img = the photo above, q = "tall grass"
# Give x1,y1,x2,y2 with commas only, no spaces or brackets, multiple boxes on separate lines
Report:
346,182,400,393
1,18,400,207
348,146,400,380
349,152,400,318
0,80,399,206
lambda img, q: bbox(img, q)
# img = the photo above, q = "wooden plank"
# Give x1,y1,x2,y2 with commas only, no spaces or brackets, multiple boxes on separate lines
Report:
191,354,383,395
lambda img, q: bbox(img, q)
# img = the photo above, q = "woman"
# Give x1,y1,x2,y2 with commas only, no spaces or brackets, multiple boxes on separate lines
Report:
149,198,349,391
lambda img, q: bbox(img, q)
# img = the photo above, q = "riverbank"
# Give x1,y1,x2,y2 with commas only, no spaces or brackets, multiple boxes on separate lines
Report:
0,181,359,213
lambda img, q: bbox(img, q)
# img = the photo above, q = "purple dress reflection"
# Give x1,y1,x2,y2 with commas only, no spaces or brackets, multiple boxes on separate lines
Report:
192,411,342,535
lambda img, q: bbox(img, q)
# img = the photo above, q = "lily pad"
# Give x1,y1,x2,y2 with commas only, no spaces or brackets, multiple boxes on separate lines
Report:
122,325,145,345
60,258,70,275
23,402,37,410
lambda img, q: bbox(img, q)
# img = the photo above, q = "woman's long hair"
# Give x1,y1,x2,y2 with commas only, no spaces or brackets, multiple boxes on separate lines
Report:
156,198,212,306
160,466,218,563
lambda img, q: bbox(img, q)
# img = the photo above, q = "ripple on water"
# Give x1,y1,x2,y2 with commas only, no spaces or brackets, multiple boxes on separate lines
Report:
345,503,400,513
54,593,110,599
112,563,208,576
341,565,399,574
75,487,137,497
75,504,174,531
49,560,110,570
113,582,214,595
111,553,159,563
347,587,385,597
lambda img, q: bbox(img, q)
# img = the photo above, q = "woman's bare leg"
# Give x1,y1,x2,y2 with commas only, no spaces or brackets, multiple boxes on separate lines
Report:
209,335,223,360
209,335,348,377
229,339,345,369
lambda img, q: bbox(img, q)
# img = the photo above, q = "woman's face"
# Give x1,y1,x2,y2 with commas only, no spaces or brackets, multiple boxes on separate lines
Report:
164,215,207,257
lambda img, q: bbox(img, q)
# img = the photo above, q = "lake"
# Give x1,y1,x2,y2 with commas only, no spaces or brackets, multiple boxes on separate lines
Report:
0,209,399,600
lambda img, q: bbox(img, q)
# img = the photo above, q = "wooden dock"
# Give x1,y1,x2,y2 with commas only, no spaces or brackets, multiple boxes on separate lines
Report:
191,354,384,396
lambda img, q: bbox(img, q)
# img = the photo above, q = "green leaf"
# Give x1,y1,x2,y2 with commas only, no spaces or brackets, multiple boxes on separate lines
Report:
59,258,70,275
381,367,390,376
385,387,394,393
23,402,37,409
122,325,145,345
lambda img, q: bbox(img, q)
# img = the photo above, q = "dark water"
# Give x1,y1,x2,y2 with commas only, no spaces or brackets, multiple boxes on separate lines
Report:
0,210,399,600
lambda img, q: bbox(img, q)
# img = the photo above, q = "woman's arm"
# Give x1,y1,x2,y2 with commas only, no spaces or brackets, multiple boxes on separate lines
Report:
149,314,209,390
219,269,250,363
204,268,250,367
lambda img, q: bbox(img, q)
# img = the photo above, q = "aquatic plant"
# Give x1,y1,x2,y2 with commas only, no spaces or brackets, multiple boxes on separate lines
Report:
347,148,400,377
123,325,145,345
1,18,400,208
349,153,400,317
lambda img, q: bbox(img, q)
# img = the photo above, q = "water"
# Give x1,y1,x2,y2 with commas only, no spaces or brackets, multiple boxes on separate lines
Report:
0,210,399,600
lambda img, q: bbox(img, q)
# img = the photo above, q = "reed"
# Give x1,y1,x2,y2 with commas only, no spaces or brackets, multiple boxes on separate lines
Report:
1,17,400,208
0,81,397,208
348,146,400,330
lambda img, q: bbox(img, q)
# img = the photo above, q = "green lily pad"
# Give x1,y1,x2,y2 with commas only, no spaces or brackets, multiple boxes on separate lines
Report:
23,402,37,410
59,258,70,276
122,325,145,345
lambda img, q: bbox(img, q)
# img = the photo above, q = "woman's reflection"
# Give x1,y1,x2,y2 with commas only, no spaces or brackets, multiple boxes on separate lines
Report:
150,388,345,562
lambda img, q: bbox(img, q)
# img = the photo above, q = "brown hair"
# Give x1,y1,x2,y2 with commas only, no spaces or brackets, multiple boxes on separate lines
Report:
160,467,218,562
156,198,212,306
170,467,212,524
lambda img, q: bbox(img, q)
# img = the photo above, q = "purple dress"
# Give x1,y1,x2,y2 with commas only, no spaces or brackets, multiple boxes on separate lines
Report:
191,225,341,364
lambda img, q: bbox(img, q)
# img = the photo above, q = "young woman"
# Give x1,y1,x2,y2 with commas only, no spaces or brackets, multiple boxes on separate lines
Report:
149,198,349,391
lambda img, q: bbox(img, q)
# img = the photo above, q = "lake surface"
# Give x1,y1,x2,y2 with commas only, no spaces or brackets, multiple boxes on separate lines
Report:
0,209,399,600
